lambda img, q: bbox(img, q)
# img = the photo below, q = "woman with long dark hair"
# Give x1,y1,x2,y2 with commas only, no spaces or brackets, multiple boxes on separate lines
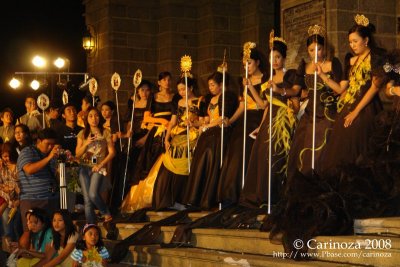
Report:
14,208,53,266
13,124,32,154
76,107,115,223
42,210,79,267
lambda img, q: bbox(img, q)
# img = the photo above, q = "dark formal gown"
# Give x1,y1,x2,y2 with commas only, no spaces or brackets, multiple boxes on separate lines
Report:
263,51,396,258
217,79,267,206
287,57,342,180
133,95,176,182
152,98,206,210
183,91,238,210
240,69,297,208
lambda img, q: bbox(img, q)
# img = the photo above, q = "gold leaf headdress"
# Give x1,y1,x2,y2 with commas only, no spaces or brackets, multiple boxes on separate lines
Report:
273,37,287,45
307,24,325,37
354,14,369,27
243,42,256,64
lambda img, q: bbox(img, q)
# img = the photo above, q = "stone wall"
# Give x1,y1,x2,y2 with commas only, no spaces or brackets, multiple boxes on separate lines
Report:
281,0,399,65
83,0,278,112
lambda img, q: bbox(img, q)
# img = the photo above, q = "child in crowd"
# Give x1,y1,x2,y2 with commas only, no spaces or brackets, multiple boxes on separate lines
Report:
42,210,79,267
13,208,53,266
71,224,109,267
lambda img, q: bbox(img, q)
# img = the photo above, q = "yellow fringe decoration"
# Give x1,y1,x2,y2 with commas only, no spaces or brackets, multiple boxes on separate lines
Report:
265,95,297,174
337,55,371,112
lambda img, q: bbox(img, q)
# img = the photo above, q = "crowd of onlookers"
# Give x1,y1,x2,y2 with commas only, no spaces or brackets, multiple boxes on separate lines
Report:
0,94,118,266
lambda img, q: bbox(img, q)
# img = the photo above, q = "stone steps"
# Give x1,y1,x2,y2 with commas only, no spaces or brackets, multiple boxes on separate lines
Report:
100,212,400,267
354,217,400,236
105,242,357,267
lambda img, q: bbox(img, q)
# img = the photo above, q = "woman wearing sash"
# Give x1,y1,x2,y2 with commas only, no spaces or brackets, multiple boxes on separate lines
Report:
286,26,343,181
132,72,177,183
265,15,387,258
183,72,238,210
239,38,298,208
217,46,267,207
152,76,206,211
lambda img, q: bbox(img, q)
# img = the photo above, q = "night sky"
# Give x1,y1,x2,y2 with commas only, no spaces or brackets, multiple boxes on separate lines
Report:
0,0,87,118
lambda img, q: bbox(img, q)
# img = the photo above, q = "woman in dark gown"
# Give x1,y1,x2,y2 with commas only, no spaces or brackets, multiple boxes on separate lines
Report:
240,39,298,208
120,81,152,194
153,76,206,210
183,72,238,210
286,28,343,180
217,46,267,207
264,16,391,258
132,72,177,182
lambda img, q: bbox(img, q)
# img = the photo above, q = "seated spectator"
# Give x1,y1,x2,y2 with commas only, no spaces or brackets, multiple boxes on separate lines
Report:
0,142,22,244
71,224,109,267
13,208,53,266
42,210,79,267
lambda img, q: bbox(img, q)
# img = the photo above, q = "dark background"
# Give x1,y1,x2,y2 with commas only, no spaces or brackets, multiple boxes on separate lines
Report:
0,0,87,118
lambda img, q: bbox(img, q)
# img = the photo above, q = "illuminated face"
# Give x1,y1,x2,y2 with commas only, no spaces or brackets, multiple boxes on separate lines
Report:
307,42,324,62
177,83,191,98
349,32,369,55
62,106,77,122
138,85,151,100
208,79,222,96
158,76,171,91
28,215,44,234
1,111,13,125
14,127,27,143
37,138,56,154
83,227,100,248
245,59,260,76
25,97,37,113
270,50,285,70
87,109,100,127
1,152,10,164
52,213,65,233
101,105,113,120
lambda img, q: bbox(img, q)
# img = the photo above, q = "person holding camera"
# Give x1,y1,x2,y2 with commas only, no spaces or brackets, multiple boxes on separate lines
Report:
16,128,60,231
75,107,115,224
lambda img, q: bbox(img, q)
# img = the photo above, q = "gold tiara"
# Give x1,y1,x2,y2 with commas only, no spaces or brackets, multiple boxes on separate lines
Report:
273,37,287,45
243,41,256,63
354,14,369,27
307,24,325,37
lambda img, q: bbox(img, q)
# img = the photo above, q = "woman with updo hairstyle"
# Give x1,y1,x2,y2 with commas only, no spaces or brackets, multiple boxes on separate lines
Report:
131,72,178,184
265,16,389,258
320,15,387,174
216,45,268,207
283,25,344,182
183,71,239,210
152,76,206,210
239,38,298,208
